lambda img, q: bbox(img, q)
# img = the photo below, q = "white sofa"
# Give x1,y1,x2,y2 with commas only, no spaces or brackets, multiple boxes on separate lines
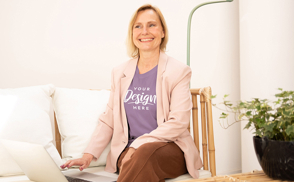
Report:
0,85,212,182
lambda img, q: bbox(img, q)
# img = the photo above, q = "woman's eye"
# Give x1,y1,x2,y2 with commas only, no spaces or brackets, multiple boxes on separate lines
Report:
150,24,155,27
134,25,141,28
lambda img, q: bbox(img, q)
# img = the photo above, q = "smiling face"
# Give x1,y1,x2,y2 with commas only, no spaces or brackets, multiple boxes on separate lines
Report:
132,9,165,54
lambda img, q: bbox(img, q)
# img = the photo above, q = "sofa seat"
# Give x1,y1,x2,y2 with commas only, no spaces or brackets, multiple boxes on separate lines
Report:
0,167,211,182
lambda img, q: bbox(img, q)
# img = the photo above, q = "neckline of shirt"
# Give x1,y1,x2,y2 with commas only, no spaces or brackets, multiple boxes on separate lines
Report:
136,65,158,78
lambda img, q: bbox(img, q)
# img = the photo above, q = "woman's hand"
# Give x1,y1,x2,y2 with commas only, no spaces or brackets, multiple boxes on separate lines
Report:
120,148,136,173
60,153,93,171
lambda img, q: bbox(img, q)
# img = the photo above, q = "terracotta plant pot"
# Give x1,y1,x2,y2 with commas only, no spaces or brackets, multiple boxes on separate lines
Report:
253,136,294,180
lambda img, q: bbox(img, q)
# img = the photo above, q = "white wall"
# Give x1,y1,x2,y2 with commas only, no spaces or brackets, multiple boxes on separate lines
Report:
239,0,294,172
0,0,240,175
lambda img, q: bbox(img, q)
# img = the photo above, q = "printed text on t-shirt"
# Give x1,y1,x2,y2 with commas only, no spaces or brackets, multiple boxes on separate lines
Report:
124,87,156,108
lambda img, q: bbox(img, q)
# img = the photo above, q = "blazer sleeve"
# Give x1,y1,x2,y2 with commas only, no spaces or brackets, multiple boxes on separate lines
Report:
130,66,192,149
83,69,115,160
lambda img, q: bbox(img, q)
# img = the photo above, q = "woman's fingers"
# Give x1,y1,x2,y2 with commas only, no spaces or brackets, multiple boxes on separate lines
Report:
79,161,90,171
60,154,93,170
79,163,87,171
60,159,85,169
60,160,71,169
79,153,93,171
67,160,78,168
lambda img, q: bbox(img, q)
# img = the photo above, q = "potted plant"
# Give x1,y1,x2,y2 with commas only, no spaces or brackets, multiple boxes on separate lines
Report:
212,89,294,180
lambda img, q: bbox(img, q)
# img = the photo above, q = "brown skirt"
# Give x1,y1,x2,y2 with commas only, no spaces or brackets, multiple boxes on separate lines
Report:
116,142,188,182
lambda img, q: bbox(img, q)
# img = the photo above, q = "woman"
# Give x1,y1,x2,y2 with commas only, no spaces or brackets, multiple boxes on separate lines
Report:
61,4,202,182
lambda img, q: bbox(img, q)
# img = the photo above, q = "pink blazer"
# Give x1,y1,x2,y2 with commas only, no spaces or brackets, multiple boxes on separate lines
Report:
84,51,203,178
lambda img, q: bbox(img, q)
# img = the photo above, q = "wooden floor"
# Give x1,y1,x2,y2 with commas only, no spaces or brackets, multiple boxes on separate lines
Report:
180,171,293,182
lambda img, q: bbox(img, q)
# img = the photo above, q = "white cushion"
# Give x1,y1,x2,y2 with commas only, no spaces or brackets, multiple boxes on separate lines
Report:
0,84,62,176
52,88,110,167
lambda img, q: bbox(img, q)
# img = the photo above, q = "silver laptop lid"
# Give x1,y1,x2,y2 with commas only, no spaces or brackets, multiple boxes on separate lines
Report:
1,139,68,182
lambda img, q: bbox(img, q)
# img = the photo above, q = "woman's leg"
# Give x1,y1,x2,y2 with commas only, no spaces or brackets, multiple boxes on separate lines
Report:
117,142,188,182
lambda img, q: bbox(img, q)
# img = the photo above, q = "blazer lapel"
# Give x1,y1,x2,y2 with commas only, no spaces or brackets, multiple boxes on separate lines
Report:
120,58,138,139
156,51,168,125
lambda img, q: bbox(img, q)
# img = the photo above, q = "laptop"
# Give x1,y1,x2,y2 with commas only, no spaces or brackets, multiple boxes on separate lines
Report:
1,139,117,182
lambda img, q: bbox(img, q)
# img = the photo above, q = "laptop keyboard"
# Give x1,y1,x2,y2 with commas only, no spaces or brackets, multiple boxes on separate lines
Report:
65,175,92,182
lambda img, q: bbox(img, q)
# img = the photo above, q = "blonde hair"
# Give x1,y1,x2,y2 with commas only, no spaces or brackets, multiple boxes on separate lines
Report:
126,4,169,58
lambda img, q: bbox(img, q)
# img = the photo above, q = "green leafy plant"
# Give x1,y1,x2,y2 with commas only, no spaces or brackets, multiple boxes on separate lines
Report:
212,88,294,141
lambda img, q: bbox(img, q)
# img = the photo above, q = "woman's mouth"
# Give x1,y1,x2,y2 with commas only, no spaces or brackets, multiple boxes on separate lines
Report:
139,38,154,42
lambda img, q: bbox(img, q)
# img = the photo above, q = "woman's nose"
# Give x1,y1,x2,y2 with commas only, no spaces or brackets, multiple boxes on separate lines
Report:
141,27,148,35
